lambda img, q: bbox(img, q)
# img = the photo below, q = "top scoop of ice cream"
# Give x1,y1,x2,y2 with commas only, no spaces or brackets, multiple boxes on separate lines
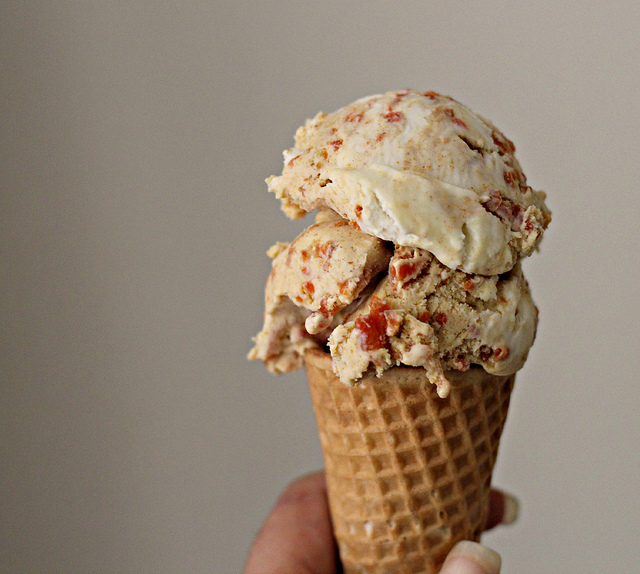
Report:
268,90,550,275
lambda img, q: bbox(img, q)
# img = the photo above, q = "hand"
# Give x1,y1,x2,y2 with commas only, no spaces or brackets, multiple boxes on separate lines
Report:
243,471,518,574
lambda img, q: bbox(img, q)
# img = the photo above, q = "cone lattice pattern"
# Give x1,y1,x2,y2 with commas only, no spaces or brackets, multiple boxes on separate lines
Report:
305,350,514,574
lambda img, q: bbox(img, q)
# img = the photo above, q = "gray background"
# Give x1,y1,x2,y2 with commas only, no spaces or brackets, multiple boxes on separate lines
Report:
2,2,639,573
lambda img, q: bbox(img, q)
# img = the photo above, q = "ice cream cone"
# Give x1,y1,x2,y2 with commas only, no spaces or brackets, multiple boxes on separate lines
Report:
305,349,514,574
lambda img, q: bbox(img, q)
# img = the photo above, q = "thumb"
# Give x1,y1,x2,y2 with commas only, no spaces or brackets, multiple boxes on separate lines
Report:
440,541,501,574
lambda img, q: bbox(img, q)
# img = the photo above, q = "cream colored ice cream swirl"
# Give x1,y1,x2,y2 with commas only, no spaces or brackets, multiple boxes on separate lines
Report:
321,165,513,275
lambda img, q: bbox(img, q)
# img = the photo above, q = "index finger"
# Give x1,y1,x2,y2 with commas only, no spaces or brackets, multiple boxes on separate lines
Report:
243,471,338,574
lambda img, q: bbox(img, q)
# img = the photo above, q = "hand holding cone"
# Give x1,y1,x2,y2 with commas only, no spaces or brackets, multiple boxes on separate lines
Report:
243,470,517,574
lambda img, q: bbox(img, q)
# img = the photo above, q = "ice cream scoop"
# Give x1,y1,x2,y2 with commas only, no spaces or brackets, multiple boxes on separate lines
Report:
251,218,537,397
267,90,550,275
249,217,392,375
251,91,548,395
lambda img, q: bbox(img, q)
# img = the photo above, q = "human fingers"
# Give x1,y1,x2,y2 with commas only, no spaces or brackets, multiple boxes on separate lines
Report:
243,471,338,574
485,488,519,531
438,488,518,574
440,541,501,574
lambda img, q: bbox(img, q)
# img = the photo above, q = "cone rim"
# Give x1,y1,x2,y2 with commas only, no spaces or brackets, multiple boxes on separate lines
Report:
304,348,510,390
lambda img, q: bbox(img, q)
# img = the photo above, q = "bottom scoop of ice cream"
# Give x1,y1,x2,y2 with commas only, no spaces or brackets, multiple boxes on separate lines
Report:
250,216,537,397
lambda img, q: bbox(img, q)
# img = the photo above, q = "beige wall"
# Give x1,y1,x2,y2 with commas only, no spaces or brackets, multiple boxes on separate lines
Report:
2,2,639,572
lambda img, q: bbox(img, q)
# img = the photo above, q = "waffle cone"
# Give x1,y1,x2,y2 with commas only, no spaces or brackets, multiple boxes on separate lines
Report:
305,349,514,574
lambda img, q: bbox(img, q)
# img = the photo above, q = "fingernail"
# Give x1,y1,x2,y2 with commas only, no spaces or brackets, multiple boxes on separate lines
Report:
440,541,501,574
501,492,519,525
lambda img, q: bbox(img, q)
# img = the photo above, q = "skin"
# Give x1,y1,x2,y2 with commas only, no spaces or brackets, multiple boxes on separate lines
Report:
243,471,510,574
